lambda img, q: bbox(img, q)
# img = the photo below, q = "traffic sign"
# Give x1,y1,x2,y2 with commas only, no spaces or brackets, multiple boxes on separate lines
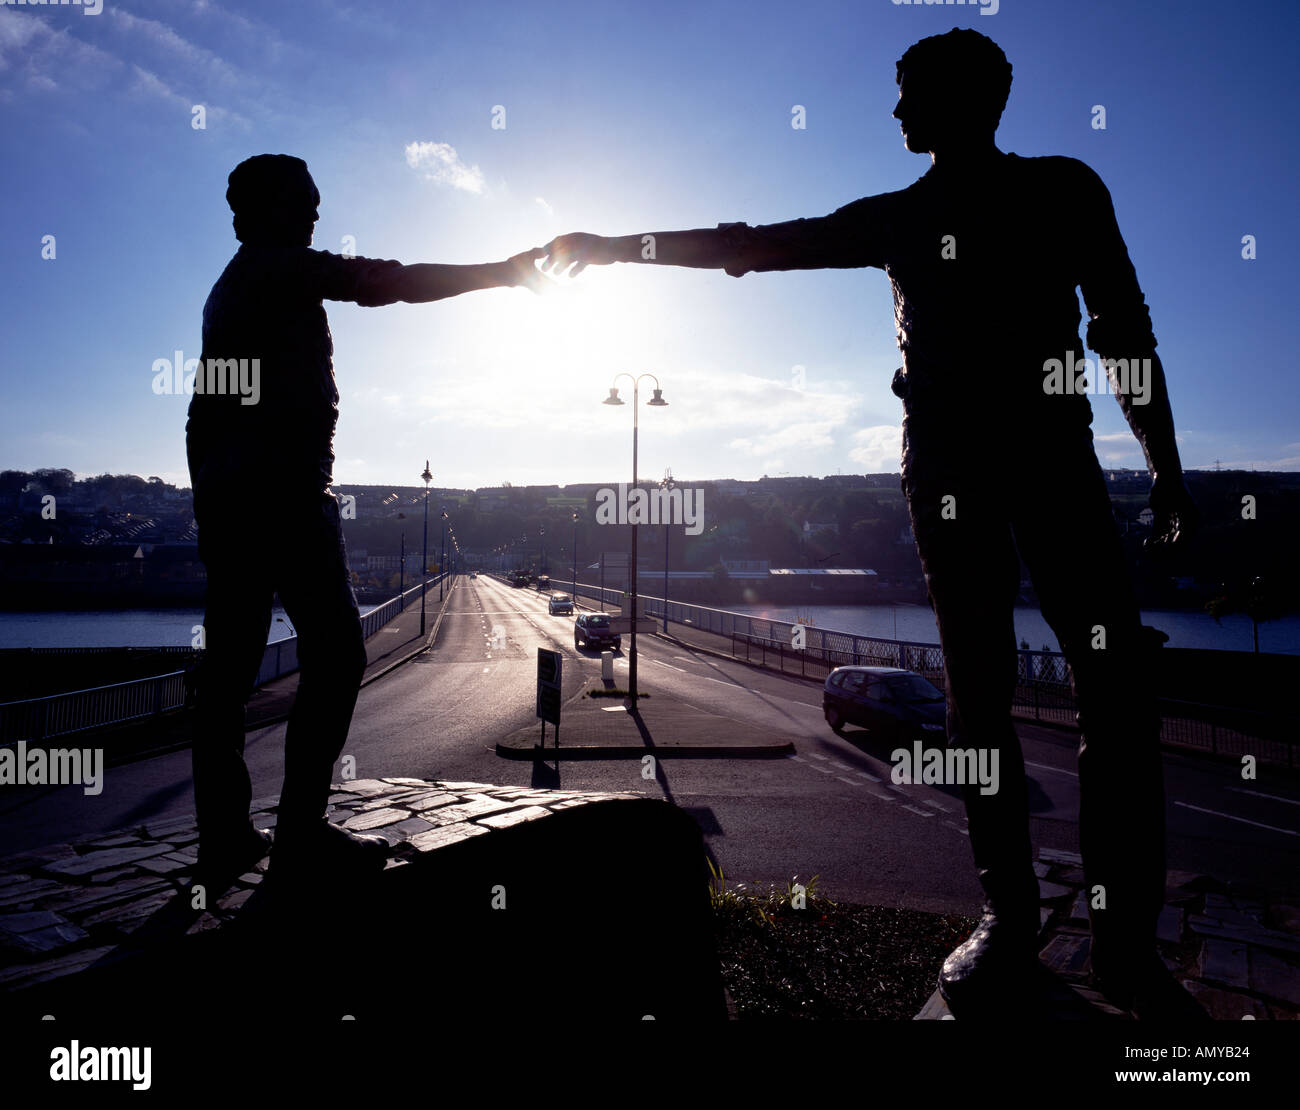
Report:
536,647,562,726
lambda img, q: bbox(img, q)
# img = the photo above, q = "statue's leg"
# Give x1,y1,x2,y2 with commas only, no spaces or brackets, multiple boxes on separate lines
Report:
901,419,1040,1006
1012,434,1167,1004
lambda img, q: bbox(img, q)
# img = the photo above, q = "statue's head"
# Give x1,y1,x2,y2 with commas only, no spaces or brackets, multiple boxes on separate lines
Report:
226,154,319,247
893,29,1013,156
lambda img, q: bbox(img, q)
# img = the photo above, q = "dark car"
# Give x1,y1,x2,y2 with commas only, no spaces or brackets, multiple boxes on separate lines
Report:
574,612,621,652
537,575,551,591
823,666,946,739
548,593,574,615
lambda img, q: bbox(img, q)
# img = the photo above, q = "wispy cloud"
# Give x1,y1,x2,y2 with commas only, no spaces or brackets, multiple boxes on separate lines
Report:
535,196,554,217
404,141,486,194
848,425,903,471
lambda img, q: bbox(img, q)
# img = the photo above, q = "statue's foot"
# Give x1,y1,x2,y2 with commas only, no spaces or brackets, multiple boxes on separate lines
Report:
939,910,1040,1014
270,819,390,884
1091,950,1210,1021
195,825,273,885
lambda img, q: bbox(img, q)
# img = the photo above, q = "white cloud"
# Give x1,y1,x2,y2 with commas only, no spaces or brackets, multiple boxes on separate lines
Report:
730,421,838,456
848,424,902,471
404,141,485,194
535,196,554,217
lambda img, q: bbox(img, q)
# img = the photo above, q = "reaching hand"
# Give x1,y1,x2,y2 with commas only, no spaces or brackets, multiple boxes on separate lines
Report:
504,247,548,293
541,233,617,278
1145,473,1199,550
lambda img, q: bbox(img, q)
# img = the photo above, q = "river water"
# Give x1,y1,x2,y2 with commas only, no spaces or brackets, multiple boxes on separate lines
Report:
0,605,379,649
0,602,1295,654
728,603,1300,655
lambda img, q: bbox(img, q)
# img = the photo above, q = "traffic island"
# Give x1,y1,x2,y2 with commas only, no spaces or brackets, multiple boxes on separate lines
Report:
0,779,727,1022
496,682,796,760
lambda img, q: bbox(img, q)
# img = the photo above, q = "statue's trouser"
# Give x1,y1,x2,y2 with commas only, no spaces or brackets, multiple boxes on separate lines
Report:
899,409,1166,972
190,482,368,846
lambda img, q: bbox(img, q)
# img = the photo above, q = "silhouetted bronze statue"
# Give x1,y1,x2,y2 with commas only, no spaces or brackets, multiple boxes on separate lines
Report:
188,154,542,884
542,29,1202,1018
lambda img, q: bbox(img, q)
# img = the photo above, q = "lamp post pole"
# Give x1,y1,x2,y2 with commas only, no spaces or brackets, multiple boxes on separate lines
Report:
440,510,448,600
571,511,579,601
603,374,667,701
660,471,674,633
420,461,431,637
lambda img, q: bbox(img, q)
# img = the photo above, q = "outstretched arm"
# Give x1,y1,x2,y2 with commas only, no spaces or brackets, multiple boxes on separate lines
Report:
543,201,885,278
305,247,546,306
367,248,547,303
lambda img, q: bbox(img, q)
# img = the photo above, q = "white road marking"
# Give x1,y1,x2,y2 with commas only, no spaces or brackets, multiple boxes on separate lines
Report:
809,764,834,775
855,770,882,783
836,776,861,786
601,706,627,713
1227,787,1300,806
1174,802,1298,837
808,753,829,760
1024,760,1079,779
919,798,950,812
869,790,895,802
902,804,935,818
945,821,970,837
650,660,686,672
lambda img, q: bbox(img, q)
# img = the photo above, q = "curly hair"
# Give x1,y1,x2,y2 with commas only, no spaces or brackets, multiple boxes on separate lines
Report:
896,28,1013,131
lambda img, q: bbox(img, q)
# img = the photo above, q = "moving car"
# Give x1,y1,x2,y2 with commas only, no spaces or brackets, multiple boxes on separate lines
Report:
548,593,574,615
574,612,621,652
469,572,477,579
822,666,946,739
537,575,551,591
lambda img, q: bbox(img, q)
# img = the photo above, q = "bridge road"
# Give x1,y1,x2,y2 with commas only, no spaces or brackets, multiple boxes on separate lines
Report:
1,574,1297,911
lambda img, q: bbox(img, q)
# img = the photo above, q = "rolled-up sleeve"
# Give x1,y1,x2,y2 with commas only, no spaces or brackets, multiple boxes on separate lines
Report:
717,194,890,277
294,248,409,306
1074,161,1158,355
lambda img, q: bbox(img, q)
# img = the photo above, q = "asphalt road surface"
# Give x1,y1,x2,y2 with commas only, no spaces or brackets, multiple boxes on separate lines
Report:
3,574,1298,912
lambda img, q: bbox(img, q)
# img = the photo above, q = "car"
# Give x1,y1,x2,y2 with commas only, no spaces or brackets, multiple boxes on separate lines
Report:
574,612,621,652
469,572,477,579
537,575,551,591
548,593,574,615
822,666,946,739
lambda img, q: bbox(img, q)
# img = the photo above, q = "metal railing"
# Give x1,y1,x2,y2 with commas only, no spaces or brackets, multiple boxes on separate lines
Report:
0,573,449,744
546,577,1295,766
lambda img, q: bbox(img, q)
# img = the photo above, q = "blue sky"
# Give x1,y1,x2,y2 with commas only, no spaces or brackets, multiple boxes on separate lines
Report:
2,0,1297,490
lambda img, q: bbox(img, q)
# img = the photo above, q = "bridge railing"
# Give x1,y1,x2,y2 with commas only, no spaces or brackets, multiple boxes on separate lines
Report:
546,577,1294,764
0,573,449,744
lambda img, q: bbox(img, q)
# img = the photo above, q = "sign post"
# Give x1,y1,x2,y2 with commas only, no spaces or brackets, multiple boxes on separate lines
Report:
536,647,562,747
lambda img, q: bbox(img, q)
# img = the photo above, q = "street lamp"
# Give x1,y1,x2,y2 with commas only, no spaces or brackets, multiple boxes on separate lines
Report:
603,372,668,700
440,510,449,599
660,469,675,633
571,510,579,600
420,461,432,636
539,526,546,576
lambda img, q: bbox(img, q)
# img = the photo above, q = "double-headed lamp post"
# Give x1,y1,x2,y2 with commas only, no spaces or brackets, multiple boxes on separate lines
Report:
603,372,668,701
420,460,432,636
571,511,580,599
440,510,449,599
660,470,675,633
